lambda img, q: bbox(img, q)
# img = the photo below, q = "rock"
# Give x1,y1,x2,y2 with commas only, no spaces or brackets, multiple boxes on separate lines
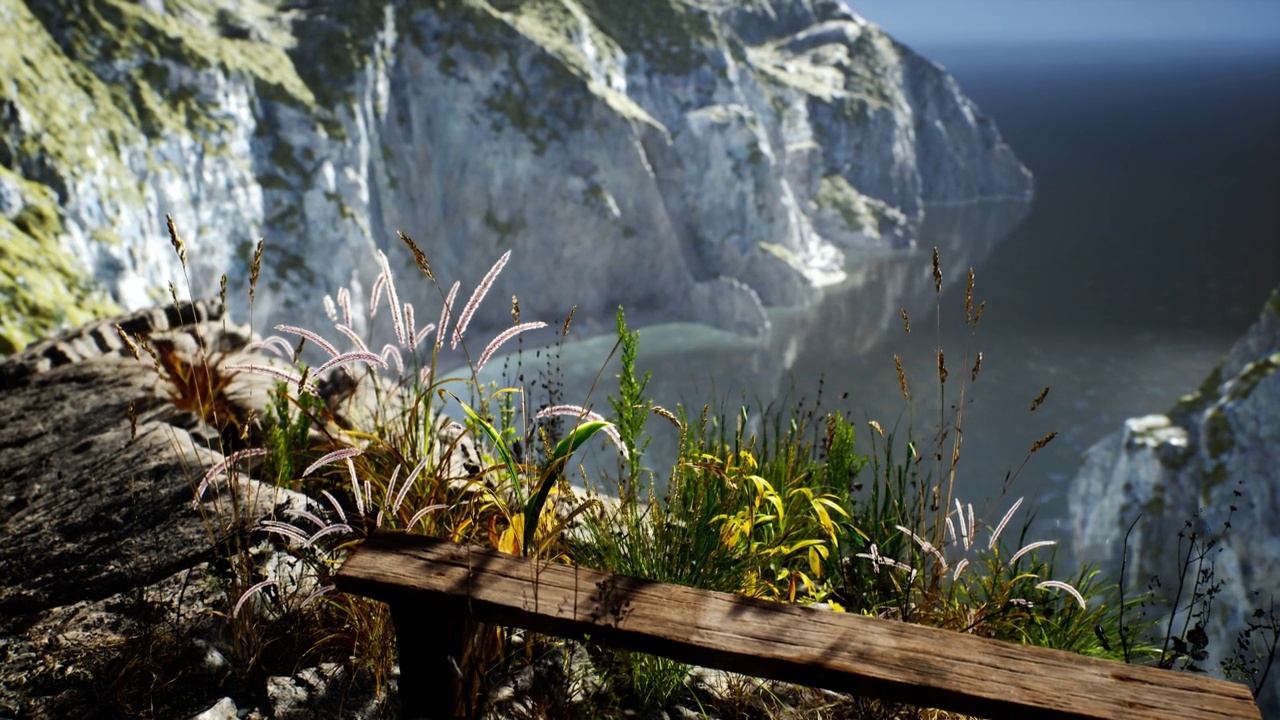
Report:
688,277,771,337
0,173,22,219
1069,286,1280,714
189,697,238,720
1,0,1030,353
0,300,373,717
262,664,390,720
266,675,312,720
190,638,232,682
0,300,265,615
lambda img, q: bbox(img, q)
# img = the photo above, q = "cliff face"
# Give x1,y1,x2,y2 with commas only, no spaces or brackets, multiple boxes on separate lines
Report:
0,0,1030,351
1070,287,1280,709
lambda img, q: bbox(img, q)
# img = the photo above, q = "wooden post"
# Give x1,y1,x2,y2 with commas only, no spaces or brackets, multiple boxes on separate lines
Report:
387,594,469,719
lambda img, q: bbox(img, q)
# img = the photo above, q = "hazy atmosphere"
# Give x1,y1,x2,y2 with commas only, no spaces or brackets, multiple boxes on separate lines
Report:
2,1,1278,717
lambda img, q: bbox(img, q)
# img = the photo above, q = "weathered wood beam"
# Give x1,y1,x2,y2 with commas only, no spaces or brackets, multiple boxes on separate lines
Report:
335,531,1261,720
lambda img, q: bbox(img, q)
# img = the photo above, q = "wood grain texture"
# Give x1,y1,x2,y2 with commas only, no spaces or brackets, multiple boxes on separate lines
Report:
335,531,1261,720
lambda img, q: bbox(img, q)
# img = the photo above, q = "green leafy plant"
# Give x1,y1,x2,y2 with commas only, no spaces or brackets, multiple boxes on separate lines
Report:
608,305,652,490
144,228,1263,718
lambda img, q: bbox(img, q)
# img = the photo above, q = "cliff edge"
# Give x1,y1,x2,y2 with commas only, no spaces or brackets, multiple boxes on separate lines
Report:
1070,287,1280,712
0,0,1030,350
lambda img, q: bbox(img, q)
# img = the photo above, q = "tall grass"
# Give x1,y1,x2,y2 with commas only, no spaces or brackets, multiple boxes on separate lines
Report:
122,221,1267,718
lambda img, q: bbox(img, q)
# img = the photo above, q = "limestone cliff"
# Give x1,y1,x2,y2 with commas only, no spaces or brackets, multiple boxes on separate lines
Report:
1070,287,1280,710
0,0,1030,352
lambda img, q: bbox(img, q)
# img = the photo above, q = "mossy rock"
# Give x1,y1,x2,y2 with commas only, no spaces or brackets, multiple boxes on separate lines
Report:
1203,408,1235,460
0,171,120,354
575,0,717,77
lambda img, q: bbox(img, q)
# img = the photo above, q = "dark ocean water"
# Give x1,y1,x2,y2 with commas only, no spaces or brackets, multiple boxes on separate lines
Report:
810,40,1280,543
509,41,1280,557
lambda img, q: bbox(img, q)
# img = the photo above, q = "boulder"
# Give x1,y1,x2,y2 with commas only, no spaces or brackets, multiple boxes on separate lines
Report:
0,301,382,718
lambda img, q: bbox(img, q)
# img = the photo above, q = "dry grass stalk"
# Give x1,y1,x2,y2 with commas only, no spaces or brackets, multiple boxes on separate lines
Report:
375,250,406,346
116,324,140,360
477,322,548,372
651,405,681,429
562,305,578,337
398,230,433,279
969,353,982,383
165,214,187,268
964,268,975,325
126,401,138,441
1029,431,1058,454
1030,386,1050,412
249,238,264,304
137,334,162,374
436,280,460,351
894,354,910,401
452,250,510,349
901,307,911,333
931,246,942,295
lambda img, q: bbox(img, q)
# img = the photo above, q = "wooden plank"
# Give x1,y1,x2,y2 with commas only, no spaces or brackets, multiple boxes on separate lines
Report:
335,531,1261,720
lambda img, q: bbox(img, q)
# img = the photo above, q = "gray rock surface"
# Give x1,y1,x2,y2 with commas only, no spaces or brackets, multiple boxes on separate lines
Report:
2,0,1030,352
1069,287,1280,713
190,697,239,720
0,300,388,718
0,300,263,614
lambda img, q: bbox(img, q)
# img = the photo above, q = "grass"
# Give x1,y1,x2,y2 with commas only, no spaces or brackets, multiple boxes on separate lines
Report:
62,218,1277,718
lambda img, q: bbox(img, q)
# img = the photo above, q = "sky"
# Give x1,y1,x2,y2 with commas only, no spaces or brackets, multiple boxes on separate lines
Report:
846,0,1280,48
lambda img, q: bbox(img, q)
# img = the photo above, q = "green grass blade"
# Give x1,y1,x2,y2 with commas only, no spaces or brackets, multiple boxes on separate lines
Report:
522,420,613,555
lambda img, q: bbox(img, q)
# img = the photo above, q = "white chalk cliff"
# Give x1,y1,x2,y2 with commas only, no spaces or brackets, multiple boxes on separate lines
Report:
0,0,1031,351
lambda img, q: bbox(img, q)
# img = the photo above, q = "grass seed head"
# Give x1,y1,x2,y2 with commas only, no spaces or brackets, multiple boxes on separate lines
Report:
965,268,975,325
932,246,942,295
651,405,681,429
165,214,187,268
894,354,910,401
249,238,264,304
1030,431,1058,454
116,324,140,360
452,250,510,349
398,230,433,279
126,401,137,442
562,305,577,337
1030,385,1051,412
901,307,911,333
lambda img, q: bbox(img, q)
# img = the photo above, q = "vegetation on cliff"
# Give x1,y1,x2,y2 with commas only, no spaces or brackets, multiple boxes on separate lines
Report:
126,221,1271,719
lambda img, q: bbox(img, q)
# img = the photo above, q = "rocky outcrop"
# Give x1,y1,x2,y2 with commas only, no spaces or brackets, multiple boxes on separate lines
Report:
0,300,259,614
1070,287,1280,712
0,301,390,718
1,0,1030,352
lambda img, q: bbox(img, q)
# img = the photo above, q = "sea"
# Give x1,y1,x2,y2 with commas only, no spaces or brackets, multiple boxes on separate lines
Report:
493,39,1280,560
863,40,1280,546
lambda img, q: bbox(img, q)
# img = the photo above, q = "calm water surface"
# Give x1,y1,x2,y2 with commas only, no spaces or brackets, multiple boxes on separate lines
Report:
495,42,1280,558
